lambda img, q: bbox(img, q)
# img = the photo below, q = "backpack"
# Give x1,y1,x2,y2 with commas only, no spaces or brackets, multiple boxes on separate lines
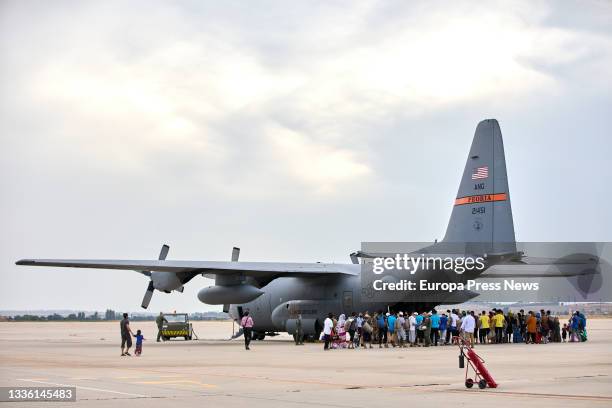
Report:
344,318,352,331
395,318,402,331
512,327,523,343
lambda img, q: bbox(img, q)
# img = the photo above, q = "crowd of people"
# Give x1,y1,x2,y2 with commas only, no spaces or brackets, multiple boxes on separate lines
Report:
119,308,589,354
320,308,589,350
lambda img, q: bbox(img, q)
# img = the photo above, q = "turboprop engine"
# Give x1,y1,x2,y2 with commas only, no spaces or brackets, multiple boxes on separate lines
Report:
151,271,183,292
140,244,185,309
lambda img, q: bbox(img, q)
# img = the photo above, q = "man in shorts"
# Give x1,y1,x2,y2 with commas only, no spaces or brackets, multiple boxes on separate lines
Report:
120,313,134,356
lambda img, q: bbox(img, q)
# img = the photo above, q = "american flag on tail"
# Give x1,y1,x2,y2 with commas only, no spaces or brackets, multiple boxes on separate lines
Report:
471,166,488,180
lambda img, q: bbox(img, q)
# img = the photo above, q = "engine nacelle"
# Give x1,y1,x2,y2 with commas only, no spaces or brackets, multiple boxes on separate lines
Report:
151,272,183,292
197,284,263,305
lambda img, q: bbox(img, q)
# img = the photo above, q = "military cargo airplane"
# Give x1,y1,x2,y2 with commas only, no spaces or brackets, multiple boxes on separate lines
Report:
17,119,599,339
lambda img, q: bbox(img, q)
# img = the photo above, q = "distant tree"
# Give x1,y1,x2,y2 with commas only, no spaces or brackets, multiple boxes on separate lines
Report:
15,314,46,321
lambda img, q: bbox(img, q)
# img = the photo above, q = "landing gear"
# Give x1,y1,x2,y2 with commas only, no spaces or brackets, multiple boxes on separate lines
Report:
251,331,266,341
300,320,322,342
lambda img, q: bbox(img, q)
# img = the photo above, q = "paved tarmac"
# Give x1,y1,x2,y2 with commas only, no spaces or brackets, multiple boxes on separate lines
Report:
0,319,611,407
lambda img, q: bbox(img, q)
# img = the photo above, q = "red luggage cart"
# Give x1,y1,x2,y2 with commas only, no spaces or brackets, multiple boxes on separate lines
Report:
456,336,498,389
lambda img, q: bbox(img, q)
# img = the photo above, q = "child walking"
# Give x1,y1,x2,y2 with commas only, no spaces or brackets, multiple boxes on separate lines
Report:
134,330,145,356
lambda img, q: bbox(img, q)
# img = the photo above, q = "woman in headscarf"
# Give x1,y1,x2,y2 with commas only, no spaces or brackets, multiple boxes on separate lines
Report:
362,312,373,349
334,314,347,349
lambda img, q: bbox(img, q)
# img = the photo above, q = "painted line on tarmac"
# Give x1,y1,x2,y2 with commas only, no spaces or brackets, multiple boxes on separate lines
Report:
114,374,185,380
177,371,449,391
16,378,148,398
133,379,217,388
448,389,612,402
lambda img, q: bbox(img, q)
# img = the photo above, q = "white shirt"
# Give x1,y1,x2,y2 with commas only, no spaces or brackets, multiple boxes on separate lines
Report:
409,315,417,330
461,314,476,332
323,317,333,335
450,313,459,327
397,316,405,331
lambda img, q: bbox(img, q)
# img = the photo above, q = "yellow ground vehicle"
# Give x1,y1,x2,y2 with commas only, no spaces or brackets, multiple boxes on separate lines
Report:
160,313,193,341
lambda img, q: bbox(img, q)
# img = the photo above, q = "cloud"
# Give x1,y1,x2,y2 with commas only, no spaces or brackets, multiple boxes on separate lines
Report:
265,122,371,194
4,1,610,197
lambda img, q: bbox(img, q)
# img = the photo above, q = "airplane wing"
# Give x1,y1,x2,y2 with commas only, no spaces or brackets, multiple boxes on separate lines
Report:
15,259,359,279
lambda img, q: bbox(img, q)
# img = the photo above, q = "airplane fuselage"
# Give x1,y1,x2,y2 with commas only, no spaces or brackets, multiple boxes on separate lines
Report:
227,263,484,337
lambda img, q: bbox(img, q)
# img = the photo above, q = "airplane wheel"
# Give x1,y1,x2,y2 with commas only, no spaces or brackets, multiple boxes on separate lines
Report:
465,379,474,388
478,379,487,389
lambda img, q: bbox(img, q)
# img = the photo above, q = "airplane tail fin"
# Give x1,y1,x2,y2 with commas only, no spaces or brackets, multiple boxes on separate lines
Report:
443,119,516,255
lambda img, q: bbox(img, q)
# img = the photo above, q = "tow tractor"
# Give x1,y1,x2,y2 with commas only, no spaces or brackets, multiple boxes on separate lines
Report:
160,313,194,341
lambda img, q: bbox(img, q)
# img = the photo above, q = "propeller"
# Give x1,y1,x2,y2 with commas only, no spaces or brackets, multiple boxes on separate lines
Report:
231,247,240,262
141,281,155,309
141,244,169,309
159,244,169,261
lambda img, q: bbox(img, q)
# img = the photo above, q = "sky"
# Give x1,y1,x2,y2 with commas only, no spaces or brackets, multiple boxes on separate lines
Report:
1,0,611,312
